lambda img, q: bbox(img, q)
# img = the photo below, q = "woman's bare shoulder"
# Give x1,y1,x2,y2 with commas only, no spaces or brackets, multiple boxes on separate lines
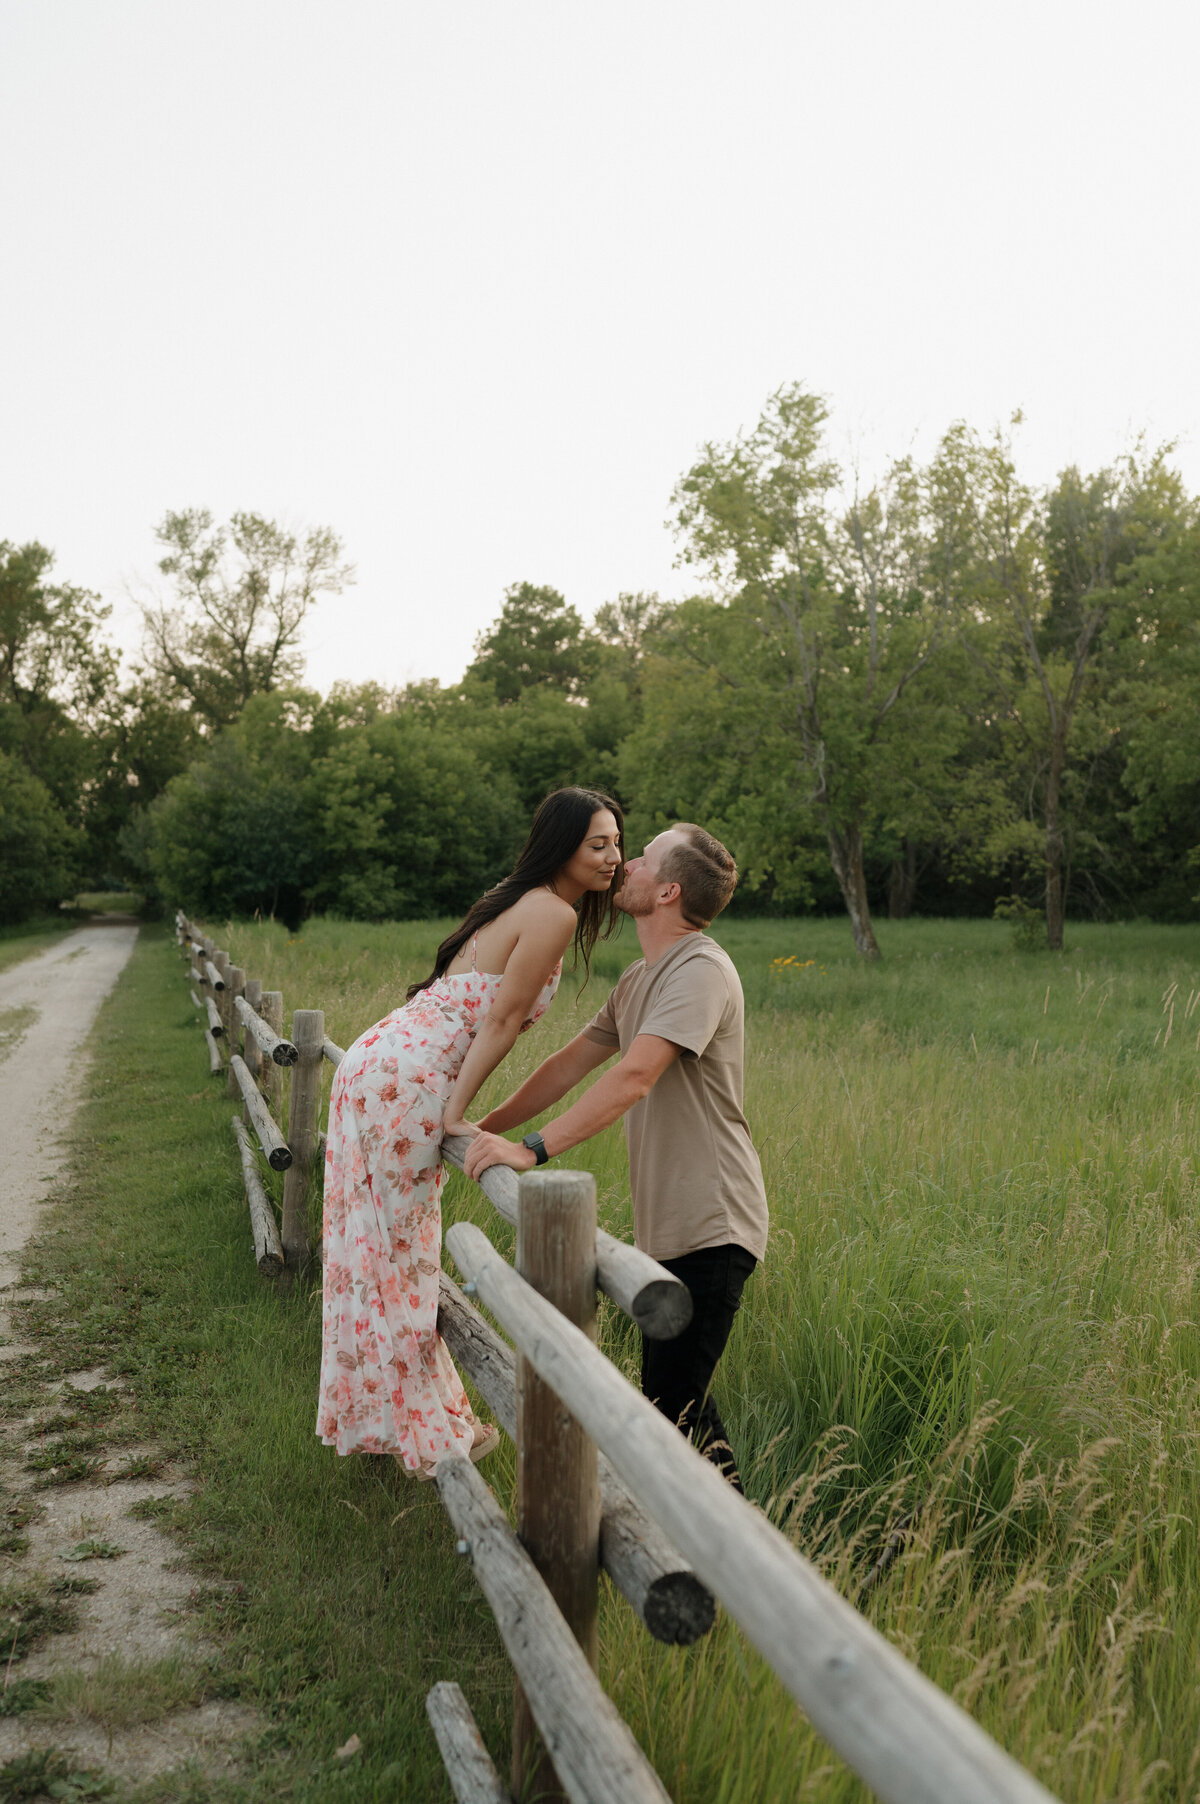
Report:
509,888,577,934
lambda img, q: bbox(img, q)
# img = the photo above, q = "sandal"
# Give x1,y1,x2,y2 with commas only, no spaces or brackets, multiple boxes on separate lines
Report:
470,1424,501,1464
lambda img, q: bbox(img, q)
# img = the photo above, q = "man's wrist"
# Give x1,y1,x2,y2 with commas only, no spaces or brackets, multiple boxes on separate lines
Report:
521,1130,549,1166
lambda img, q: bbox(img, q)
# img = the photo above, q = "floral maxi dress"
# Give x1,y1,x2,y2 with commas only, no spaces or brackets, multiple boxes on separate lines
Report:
317,947,560,1476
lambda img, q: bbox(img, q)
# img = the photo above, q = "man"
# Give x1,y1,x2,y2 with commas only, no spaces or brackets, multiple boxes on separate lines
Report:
463,822,768,1490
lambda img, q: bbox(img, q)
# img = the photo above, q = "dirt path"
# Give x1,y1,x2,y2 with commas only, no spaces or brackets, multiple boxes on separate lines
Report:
0,922,260,1793
0,920,138,1290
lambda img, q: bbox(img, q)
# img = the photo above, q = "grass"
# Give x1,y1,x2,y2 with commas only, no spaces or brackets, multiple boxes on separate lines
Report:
0,1009,36,1057
14,912,1200,1800
0,1575,80,1660
69,892,144,916
0,1748,113,1799
0,1681,51,1719
33,1655,213,1732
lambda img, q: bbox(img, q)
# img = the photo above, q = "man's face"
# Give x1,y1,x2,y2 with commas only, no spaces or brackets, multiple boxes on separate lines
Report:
616,830,684,917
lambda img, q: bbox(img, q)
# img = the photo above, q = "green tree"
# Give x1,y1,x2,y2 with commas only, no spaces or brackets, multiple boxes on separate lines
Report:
0,539,116,813
304,712,524,918
618,596,835,909
143,693,318,922
84,678,206,882
467,685,601,813
139,509,354,729
671,384,957,956
0,749,82,923
942,426,1188,947
143,690,527,924
467,582,595,703
1110,516,1200,912
591,591,668,689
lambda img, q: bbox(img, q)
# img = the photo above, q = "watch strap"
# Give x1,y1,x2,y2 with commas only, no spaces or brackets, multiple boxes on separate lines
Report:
521,1131,549,1166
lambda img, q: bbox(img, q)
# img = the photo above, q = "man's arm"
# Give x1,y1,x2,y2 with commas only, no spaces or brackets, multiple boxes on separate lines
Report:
462,1034,682,1180
475,1032,615,1134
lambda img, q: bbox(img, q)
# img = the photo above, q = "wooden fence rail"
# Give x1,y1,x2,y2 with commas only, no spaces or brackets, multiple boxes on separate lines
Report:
437,1457,671,1804
445,1212,1059,1804
281,1009,323,1271
437,1273,714,1646
425,1681,511,1804
229,1055,292,1171
235,996,297,1066
173,911,1060,1804
441,1134,691,1342
231,1118,285,1274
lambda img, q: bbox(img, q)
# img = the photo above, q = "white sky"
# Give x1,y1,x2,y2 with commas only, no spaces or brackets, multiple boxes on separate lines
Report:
2,1,1197,692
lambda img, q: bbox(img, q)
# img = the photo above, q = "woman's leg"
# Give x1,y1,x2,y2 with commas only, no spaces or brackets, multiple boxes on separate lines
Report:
317,1068,476,1470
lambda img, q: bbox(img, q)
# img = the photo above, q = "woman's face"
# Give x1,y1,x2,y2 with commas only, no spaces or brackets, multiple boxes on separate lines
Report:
558,809,623,896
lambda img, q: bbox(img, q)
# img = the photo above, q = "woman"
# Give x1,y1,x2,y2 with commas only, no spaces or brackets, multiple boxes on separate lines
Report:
317,787,624,1478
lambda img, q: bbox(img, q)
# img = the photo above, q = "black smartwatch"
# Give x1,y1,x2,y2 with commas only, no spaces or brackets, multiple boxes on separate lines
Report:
521,1131,550,1166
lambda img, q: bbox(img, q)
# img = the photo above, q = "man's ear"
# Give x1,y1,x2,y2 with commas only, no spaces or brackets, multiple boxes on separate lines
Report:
657,880,682,906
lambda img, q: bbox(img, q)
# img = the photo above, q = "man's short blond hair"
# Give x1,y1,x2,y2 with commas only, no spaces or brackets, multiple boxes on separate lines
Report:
657,824,738,927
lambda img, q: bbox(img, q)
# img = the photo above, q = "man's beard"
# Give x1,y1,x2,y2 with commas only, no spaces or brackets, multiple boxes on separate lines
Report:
615,884,654,919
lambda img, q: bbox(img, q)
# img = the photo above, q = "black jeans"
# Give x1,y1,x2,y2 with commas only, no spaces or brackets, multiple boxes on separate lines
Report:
640,1243,757,1492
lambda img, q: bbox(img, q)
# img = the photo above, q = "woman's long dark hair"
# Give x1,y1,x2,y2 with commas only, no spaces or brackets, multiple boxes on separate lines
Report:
406,787,625,999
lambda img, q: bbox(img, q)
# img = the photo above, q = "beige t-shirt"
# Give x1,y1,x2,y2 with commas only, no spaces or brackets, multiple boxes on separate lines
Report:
582,934,768,1263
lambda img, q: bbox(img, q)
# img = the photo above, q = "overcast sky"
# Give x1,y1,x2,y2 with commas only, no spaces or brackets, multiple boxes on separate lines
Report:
2,1,1197,692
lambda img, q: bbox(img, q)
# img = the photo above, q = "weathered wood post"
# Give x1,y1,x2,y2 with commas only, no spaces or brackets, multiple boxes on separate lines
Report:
226,966,245,1098
513,1168,600,1802
242,978,263,1117
426,1682,510,1804
281,1008,324,1274
212,951,232,1046
260,991,284,1122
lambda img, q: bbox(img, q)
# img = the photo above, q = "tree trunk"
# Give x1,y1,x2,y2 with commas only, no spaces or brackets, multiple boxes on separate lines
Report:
1044,733,1067,952
826,821,881,959
887,840,919,920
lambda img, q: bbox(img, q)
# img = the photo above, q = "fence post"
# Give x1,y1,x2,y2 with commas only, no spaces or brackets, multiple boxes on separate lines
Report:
226,966,245,1098
242,978,263,1109
260,991,284,1122
513,1168,600,1803
281,1008,323,1274
212,950,232,1045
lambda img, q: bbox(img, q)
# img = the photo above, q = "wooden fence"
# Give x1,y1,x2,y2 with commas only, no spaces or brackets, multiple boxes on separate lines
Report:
176,912,1059,1804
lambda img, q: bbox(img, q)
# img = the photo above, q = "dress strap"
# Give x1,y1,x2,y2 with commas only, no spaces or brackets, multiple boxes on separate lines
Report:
470,932,479,972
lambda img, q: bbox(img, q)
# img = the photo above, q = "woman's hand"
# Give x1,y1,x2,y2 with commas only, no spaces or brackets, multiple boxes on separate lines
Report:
464,1131,537,1182
441,1117,478,1142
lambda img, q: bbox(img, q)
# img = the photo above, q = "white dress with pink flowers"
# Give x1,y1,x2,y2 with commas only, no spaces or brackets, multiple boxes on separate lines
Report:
317,941,560,1475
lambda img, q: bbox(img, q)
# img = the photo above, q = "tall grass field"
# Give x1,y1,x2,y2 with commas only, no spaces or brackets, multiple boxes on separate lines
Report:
19,914,1200,1801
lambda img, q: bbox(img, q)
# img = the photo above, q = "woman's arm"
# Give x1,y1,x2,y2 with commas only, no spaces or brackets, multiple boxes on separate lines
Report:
441,892,576,1133
476,1032,615,1133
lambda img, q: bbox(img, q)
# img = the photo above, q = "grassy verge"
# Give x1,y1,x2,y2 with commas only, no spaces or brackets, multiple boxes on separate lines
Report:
16,928,513,1802
17,913,1200,1800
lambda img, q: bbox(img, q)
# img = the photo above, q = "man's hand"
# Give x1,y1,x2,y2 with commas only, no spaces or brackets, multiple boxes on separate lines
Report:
463,1131,537,1182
